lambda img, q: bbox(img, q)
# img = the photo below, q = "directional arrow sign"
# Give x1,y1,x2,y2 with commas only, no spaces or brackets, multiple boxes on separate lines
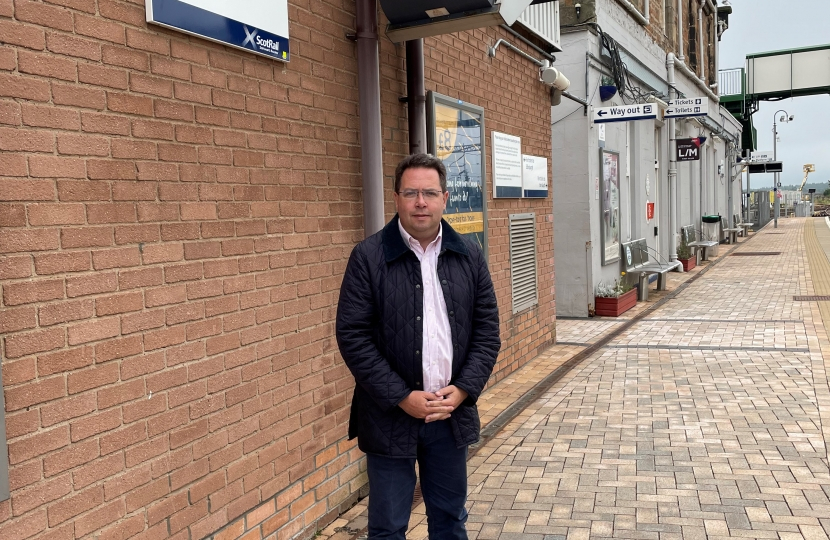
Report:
664,97,708,119
750,150,773,163
593,103,658,124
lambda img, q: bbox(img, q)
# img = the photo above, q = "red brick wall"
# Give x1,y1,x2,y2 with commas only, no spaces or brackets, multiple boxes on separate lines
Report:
419,29,555,382
0,1,553,539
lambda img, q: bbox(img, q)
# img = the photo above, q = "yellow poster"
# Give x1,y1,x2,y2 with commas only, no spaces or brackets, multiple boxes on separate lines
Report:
434,103,459,160
444,212,484,234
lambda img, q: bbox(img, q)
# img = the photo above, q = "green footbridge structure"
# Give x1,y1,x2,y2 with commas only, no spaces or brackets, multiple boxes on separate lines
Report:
719,43,830,153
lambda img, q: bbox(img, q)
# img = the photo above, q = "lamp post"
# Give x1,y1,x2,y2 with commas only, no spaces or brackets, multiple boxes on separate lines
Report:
772,109,793,228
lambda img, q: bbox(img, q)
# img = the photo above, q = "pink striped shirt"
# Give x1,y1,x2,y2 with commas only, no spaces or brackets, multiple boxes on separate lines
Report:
398,221,453,393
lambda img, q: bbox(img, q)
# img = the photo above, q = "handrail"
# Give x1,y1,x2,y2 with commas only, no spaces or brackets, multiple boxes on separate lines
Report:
640,244,674,267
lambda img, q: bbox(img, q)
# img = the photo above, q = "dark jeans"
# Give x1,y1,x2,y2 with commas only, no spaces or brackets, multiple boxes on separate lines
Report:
366,420,469,540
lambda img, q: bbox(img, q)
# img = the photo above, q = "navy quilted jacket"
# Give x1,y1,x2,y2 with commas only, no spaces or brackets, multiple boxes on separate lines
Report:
336,216,501,457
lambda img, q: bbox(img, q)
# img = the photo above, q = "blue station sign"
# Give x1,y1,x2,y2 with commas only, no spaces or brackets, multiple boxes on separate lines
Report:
145,0,290,62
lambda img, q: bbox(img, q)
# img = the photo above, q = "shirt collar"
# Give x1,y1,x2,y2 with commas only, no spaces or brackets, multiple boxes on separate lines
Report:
398,220,442,252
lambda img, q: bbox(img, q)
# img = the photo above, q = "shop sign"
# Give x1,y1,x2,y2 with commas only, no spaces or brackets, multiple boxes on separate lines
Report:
676,138,703,161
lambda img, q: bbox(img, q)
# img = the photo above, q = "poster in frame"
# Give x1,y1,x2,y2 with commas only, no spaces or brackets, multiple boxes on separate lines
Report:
426,92,488,257
600,149,621,265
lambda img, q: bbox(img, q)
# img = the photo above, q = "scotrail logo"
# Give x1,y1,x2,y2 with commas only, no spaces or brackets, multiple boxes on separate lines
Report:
242,25,258,49
255,35,280,53
242,24,280,54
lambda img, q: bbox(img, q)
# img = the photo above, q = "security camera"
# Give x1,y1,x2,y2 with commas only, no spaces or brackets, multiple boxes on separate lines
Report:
540,64,570,91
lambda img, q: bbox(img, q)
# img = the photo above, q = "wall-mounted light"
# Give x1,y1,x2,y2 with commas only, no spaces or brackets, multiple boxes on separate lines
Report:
575,3,581,19
540,62,570,91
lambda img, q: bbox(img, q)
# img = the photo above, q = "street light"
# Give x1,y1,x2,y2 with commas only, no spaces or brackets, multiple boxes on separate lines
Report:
772,110,794,228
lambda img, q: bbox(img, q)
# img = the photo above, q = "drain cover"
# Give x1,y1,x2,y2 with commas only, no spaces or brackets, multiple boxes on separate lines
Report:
794,296,830,301
731,252,782,256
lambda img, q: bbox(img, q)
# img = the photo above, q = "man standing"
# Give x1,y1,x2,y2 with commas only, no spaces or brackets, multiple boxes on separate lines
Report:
336,153,501,540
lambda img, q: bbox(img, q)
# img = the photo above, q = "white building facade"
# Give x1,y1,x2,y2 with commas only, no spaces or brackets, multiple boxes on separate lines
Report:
551,0,742,317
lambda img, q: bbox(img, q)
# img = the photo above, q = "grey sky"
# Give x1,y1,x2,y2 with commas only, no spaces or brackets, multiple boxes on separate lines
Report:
718,0,830,189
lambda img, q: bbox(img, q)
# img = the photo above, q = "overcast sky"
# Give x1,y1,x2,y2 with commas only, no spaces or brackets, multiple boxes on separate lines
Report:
718,0,830,189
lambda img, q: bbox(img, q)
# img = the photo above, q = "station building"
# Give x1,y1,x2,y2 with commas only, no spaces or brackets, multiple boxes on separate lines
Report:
551,0,743,317
0,1,561,539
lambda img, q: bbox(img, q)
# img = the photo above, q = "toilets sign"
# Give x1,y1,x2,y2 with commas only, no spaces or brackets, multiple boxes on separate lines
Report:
593,103,658,124
664,97,708,119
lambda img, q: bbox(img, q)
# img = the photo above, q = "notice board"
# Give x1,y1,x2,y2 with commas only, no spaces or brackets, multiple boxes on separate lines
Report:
427,92,487,254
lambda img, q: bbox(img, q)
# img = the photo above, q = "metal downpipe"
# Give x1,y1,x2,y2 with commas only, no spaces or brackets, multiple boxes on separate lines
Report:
406,39,427,155
676,0,684,61
698,4,705,81
667,53,678,261
356,0,385,237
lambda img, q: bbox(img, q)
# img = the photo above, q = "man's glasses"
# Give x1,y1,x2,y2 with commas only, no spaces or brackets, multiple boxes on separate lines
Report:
398,189,444,200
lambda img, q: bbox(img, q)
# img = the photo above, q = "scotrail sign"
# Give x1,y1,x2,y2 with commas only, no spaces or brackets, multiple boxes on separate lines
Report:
664,98,708,119
593,103,658,124
145,0,290,62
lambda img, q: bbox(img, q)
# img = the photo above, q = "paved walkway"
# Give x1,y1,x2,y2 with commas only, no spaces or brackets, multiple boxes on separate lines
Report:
319,218,830,540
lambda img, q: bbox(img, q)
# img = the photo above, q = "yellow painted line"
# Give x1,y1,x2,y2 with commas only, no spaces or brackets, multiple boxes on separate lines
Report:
805,218,830,447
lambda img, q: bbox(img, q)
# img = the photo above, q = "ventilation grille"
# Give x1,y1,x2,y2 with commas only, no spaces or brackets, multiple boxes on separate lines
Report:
509,213,538,314
794,296,830,301
516,2,560,50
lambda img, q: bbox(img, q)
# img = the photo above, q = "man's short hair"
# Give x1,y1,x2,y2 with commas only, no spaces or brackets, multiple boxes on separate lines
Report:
394,153,447,193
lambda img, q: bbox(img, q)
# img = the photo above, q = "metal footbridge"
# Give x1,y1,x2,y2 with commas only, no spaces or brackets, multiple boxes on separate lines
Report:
719,43,830,152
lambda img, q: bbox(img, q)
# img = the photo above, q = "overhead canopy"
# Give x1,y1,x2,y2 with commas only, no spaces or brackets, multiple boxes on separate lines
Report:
379,0,553,42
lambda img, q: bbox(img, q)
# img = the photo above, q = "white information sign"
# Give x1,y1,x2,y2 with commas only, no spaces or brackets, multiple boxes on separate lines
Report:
750,150,773,163
146,0,290,61
593,103,658,124
521,155,548,198
664,97,708,118
492,132,522,198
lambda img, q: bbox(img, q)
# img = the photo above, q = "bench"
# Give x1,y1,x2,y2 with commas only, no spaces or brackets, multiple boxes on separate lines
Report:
621,238,683,301
733,213,752,238
721,216,742,245
681,225,718,262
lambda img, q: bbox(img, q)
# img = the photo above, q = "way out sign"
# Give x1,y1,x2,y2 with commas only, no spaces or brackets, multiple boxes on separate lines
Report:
593,103,657,124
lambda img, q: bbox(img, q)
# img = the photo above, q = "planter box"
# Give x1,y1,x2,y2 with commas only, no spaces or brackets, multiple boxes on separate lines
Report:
679,257,696,272
594,288,637,317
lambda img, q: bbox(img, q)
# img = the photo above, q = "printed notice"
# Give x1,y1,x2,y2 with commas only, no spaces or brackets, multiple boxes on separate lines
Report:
522,155,548,198
492,132,522,198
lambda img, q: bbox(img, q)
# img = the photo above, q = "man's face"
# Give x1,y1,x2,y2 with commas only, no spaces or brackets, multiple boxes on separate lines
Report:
393,167,449,244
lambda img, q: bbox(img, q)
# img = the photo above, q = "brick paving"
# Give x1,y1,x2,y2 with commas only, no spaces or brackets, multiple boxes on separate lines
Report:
324,218,830,540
